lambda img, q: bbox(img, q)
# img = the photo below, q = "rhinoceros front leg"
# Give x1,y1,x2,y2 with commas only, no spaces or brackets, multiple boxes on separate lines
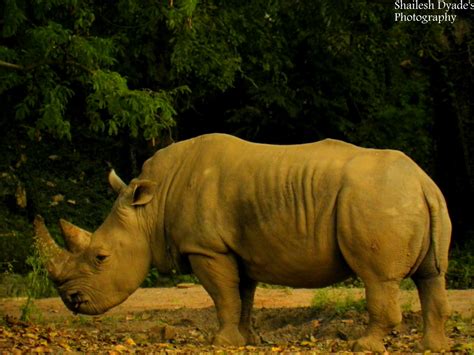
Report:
189,253,246,346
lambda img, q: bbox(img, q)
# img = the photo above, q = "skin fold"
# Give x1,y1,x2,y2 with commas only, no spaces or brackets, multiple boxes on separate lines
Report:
35,133,451,352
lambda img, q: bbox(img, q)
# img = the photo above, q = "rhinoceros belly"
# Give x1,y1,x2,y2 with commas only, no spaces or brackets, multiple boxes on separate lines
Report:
238,238,353,288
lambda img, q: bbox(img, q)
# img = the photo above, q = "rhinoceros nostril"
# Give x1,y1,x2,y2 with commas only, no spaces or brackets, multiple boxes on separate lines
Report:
68,291,80,302
65,291,85,310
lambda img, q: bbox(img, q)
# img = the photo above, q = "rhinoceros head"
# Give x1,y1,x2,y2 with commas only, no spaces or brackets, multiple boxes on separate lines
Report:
34,170,157,315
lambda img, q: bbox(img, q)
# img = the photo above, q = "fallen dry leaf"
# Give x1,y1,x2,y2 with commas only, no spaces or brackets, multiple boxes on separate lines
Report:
124,337,136,346
111,344,128,353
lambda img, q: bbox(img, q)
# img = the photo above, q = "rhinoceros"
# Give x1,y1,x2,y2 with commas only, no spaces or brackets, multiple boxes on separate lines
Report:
34,133,451,352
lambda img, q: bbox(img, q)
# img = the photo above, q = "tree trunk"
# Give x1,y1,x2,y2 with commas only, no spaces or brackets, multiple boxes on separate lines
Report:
430,60,474,246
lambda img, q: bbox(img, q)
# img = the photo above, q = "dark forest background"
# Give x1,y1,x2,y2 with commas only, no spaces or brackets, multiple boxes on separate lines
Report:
0,1,472,287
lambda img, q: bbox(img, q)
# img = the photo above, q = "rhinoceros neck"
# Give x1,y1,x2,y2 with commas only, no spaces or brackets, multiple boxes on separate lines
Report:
138,153,183,274
138,188,171,274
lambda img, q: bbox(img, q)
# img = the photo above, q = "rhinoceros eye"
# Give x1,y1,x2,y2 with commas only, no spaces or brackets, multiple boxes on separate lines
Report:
96,254,108,263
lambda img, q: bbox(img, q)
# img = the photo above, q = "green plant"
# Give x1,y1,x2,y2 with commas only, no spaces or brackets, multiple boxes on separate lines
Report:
334,276,365,288
447,238,474,289
311,288,366,315
400,278,416,290
401,293,416,312
141,267,198,288
0,273,29,298
20,251,56,321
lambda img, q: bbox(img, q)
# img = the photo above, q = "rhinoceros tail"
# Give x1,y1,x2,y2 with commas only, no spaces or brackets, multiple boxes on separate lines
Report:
422,177,451,275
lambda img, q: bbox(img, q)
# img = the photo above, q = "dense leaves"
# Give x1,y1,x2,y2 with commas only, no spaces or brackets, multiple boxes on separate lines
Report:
0,0,461,147
0,0,183,140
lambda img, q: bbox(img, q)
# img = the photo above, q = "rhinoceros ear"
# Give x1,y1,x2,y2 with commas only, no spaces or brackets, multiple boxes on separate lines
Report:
109,169,127,194
131,179,157,206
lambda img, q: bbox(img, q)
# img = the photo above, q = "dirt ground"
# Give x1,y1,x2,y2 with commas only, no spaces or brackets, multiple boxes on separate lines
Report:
1,286,473,353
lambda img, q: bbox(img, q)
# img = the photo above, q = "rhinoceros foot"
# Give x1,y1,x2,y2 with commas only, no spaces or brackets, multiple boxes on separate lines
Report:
212,327,246,347
352,335,386,353
416,336,450,353
239,327,261,345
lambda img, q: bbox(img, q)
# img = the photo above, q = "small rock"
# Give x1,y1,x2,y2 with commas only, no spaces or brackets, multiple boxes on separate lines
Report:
337,329,349,340
176,283,195,289
141,313,151,320
162,325,177,340
150,325,177,341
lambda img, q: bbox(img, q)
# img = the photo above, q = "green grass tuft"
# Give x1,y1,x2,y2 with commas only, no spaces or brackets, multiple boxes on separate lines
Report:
311,288,366,315
447,238,474,289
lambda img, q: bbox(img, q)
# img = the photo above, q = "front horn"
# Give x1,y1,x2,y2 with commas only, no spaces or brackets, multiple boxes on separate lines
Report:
34,215,71,282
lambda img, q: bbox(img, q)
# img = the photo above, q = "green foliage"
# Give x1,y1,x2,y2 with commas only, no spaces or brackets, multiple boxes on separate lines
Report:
335,277,416,290
87,70,187,139
0,273,29,298
400,278,416,290
0,0,184,140
2,0,27,37
169,2,243,93
0,208,34,275
0,0,462,165
312,288,366,316
447,237,474,289
141,267,198,288
0,128,119,274
20,250,56,321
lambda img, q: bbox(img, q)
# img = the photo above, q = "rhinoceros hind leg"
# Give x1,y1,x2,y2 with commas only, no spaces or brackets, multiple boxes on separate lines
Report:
239,277,260,344
353,280,402,352
413,275,450,352
188,253,246,346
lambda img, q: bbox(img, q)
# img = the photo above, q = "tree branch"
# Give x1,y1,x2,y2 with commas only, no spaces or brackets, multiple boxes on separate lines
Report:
0,60,24,70
0,59,95,74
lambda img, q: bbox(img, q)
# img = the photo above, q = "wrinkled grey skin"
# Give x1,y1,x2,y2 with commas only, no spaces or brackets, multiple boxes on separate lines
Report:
35,133,451,352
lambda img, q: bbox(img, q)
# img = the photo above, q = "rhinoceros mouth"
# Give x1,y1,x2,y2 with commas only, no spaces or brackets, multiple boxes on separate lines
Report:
61,290,97,315
65,297,101,315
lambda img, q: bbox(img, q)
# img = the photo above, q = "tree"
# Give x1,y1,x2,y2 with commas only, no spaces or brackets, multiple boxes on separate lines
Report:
0,0,187,141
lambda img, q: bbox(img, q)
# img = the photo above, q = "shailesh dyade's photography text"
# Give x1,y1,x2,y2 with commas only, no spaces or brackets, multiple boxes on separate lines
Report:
394,0,473,24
